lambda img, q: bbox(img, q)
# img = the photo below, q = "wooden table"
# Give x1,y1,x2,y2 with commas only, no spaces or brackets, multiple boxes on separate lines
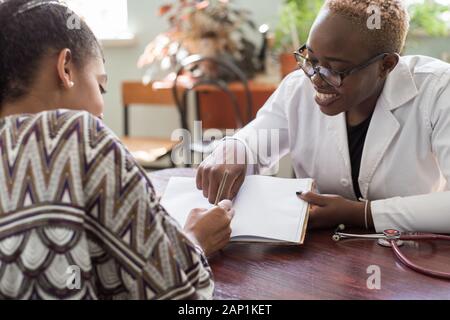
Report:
149,168,450,300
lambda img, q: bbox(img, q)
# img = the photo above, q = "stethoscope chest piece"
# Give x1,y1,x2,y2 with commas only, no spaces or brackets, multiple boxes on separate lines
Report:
379,229,404,247
377,238,404,247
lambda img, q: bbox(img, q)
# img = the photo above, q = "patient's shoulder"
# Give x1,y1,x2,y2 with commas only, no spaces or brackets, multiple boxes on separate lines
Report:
0,109,119,148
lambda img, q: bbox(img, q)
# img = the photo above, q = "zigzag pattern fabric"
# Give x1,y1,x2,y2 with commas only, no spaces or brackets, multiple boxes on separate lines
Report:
0,110,213,300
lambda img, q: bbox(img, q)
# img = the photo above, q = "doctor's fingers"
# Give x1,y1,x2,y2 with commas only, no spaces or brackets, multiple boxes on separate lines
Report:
307,205,334,229
225,172,245,200
207,167,238,204
199,165,215,199
307,207,322,229
198,165,224,201
196,166,204,190
196,156,216,190
298,191,327,206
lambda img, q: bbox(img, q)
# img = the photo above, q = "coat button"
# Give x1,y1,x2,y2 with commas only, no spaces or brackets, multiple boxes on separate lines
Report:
340,178,350,187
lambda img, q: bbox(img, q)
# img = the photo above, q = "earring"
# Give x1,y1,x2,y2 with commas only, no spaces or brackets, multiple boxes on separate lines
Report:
69,81,75,88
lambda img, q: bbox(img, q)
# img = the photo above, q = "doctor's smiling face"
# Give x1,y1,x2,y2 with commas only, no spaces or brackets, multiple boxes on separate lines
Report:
304,4,404,124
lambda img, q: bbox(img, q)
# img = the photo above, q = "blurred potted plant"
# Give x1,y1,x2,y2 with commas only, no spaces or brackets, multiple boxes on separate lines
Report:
138,0,263,83
406,0,450,61
274,0,323,77
409,0,450,37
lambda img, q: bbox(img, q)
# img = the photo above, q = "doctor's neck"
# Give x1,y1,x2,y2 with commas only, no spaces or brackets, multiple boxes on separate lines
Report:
345,80,386,127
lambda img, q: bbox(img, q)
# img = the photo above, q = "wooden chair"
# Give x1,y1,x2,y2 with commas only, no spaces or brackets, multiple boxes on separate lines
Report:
195,81,275,130
172,55,254,156
121,81,180,169
172,56,277,130
173,55,252,128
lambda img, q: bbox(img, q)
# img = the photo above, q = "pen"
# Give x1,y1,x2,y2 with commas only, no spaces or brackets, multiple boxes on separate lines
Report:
214,170,230,206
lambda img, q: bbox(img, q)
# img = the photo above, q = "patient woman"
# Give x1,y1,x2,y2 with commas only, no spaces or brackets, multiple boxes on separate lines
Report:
198,0,450,233
0,0,233,299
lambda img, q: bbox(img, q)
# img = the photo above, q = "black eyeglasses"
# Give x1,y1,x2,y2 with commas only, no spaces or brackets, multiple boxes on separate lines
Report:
293,45,390,88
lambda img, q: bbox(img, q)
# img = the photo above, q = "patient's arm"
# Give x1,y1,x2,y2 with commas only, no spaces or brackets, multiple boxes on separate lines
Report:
77,111,215,299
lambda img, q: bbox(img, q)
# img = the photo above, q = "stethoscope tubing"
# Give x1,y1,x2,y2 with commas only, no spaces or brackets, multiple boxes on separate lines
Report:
399,234,450,241
390,240,450,280
333,227,450,280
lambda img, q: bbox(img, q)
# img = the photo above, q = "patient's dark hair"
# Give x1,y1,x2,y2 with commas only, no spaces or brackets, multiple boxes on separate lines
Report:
0,0,101,105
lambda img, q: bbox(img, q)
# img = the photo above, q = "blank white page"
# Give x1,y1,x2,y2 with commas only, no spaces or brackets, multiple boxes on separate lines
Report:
232,176,312,243
160,176,312,243
160,177,212,227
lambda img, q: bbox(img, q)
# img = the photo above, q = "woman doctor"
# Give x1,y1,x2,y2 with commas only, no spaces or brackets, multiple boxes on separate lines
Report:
196,0,450,233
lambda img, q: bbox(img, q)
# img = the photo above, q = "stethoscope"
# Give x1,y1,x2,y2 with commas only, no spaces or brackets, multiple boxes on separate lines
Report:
332,224,450,280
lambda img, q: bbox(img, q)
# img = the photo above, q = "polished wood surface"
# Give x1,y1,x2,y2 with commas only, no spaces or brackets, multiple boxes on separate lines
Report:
149,168,450,300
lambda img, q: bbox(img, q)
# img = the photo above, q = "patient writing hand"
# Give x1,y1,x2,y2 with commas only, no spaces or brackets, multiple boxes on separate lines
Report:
196,140,247,204
297,192,372,230
184,200,235,256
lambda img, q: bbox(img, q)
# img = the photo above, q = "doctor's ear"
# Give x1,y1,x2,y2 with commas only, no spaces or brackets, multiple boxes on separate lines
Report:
56,48,75,89
379,53,399,80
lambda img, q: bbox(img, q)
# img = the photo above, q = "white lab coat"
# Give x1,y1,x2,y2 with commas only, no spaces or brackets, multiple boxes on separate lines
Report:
231,55,450,233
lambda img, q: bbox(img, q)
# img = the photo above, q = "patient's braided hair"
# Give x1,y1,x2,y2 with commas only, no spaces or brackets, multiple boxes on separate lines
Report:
0,0,101,106
325,0,410,54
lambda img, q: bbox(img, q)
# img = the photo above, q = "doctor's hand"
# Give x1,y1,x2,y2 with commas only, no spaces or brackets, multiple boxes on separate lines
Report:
196,140,248,204
184,200,235,257
297,192,372,230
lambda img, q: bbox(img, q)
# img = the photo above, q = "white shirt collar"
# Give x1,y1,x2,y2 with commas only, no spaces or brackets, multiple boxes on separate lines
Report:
379,57,419,111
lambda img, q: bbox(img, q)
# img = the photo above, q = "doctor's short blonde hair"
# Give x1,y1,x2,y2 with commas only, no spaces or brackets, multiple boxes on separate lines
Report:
325,0,410,54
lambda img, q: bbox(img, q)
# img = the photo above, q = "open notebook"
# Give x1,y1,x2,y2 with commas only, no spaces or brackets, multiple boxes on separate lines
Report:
161,176,313,245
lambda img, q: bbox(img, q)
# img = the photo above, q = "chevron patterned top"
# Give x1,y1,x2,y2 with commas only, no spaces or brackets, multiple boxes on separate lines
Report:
0,110,213,300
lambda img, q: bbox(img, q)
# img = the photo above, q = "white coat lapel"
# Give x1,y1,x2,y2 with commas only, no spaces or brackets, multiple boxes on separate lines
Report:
359,98,400,198
359,58,419,198
327,112,351,175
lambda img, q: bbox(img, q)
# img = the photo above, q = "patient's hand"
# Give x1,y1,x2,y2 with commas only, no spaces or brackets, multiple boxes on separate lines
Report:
196,140,247,204
184,200,235,256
